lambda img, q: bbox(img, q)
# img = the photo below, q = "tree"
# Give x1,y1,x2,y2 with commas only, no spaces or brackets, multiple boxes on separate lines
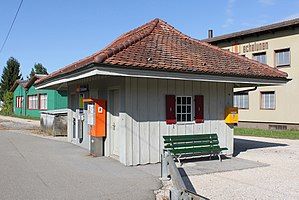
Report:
0,57,22,101
27,63,48,79
0,91,13,115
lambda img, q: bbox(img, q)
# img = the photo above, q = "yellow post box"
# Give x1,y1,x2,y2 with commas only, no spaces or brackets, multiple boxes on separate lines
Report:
225,107,238,124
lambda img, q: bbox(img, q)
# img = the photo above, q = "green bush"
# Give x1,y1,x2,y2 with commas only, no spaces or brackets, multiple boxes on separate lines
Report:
0,91,13,115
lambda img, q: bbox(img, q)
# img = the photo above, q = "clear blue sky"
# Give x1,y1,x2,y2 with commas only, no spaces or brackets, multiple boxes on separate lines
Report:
1,0,299,78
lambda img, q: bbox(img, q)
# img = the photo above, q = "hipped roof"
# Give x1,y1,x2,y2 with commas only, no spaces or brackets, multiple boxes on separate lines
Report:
36,18,288,85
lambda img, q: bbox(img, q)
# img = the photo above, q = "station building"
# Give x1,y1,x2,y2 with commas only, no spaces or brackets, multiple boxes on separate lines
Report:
36,19,287,166
204,18,299,130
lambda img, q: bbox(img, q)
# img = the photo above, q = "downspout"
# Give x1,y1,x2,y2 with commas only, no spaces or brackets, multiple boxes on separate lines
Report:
234,86,257,94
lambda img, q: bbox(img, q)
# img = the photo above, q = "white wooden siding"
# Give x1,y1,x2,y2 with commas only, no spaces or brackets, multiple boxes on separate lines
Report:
124,77,234,166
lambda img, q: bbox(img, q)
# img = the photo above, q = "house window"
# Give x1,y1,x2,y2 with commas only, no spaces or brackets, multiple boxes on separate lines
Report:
234,93,249,109
253,52,267,64
275,48,290,67
16,96,23,108
176,96,192,122
39,94,47,110
28,95,38,110
261,91,275,110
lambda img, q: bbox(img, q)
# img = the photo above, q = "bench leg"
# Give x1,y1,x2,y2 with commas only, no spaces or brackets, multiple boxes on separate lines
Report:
177,155,183,166
218,154,222,162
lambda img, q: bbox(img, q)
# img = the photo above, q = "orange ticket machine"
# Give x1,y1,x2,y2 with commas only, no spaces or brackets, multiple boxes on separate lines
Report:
83,98,107,157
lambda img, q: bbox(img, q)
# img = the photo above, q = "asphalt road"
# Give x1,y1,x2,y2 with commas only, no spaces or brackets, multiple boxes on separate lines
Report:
0,126,161,200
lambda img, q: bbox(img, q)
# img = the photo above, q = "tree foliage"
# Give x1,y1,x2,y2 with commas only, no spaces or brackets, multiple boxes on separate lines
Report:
28,63,48,79
0,57,22,101
0,91,13,115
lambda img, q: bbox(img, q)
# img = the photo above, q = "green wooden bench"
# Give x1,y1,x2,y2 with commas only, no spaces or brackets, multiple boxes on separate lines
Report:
163,134,228,164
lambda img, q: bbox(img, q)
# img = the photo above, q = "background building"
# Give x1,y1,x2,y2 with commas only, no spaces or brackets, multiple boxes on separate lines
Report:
11,74,68,118
203,18,299,130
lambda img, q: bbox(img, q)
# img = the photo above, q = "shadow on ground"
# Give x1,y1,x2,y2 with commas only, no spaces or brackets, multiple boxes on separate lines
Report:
233,138,288,157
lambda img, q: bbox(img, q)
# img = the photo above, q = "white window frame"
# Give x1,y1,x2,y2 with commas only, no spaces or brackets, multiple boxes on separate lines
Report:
28,95,38,110
261,91,275,110
176,96,192,123
234,93,249,109
253,52,267,64
39,94,47,110
16,96,23,108
275,48,290,67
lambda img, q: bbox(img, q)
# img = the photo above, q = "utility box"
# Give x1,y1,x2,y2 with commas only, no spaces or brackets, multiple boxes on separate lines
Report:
83,98,107,157
225,107,238,124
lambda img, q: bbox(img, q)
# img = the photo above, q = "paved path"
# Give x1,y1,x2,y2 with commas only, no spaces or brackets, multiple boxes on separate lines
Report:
0,129,161,200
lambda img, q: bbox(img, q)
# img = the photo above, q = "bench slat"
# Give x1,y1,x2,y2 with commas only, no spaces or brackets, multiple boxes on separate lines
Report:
163,134,218,143
164,140,219,148
170,146,222,155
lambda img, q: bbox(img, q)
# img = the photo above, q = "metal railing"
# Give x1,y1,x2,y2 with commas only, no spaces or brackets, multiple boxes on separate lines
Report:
161,151,207,200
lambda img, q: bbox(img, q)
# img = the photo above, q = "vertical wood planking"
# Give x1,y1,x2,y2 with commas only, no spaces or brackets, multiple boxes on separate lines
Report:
202,82,210,133
125,77,133,165
138,78,149,164
131,78,140,165
210,82,218,133
148,79,159,163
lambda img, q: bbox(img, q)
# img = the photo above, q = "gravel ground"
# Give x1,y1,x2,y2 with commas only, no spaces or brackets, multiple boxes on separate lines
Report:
0,115,39,130
190,136,299,200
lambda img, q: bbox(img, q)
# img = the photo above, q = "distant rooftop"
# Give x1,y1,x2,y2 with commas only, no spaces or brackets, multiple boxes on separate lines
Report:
203,18,299,43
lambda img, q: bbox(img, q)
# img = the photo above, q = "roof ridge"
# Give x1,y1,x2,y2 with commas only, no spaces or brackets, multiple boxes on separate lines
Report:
94,18,160,63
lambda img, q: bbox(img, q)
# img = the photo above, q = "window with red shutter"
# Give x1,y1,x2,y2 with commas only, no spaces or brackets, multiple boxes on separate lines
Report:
165,95,176,124
194,95,204,123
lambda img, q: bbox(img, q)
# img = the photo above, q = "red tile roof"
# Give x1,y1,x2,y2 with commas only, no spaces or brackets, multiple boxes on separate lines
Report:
37,18,287,85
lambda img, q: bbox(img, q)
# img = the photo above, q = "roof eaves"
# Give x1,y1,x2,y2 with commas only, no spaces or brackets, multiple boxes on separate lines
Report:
203,18,299,43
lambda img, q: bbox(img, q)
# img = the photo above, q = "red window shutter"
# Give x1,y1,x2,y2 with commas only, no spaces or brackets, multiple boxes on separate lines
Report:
166,95,176,124
194,95,204,123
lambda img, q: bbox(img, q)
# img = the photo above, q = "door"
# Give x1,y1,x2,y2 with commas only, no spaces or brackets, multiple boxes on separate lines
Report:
109,89,120,156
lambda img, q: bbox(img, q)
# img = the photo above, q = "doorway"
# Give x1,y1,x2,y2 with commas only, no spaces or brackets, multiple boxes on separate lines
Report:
108,89,120,157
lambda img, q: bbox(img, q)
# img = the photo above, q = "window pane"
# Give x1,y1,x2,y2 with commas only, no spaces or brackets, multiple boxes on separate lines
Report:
182,97,186,104
187,114,191,121
182,114,186,122
177,106,181,113
177,114,182,122
182,106,186,113
187,97,191,104
177,97,181,104
187,106,191,113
